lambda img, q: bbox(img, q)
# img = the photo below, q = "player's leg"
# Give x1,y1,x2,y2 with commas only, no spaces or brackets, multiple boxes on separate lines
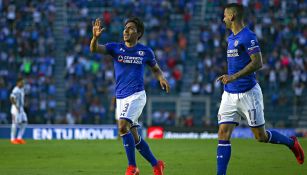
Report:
217,91,240,175
217,124,236,175
10,107,19,144
16,111,27,144
251,126,292,146
119,119,139,175
117,94,141,175
10,114,18,144
131,127,164,175
251,126,304,164
118,119,137,168
241,85,290,146
129,91,164,175
243,84,304,164
131,127,158,166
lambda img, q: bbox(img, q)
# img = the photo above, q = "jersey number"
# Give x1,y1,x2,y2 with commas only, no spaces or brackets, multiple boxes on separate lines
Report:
120,103,129,117
248,109,257,125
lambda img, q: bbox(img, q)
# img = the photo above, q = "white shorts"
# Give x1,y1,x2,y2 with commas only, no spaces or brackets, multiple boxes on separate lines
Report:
218,83,265,127
116,90,146,127
11,107,28,124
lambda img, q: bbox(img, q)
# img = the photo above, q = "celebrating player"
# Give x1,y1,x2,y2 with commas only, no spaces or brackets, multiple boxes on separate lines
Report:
216,3,304,175
90,17,169,175
10,77,28,144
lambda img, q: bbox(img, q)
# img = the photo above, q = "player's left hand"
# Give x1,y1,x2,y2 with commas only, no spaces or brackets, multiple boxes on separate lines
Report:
159,78,170,93
216,74,236,84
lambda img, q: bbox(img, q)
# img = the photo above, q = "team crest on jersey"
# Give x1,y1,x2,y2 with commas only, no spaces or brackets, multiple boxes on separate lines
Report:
234,40,239,47
138,51,144,56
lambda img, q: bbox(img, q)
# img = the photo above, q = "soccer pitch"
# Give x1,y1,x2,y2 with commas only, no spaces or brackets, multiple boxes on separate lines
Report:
1,139,306,175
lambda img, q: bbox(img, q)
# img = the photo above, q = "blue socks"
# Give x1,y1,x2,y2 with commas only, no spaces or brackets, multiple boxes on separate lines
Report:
266,130,294,148
135,137,158,166
217,140,231,175
122,132,136,166
122,133,158,167
216,131,294,175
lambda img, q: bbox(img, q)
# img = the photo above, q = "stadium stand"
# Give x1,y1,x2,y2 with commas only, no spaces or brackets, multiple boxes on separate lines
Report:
0,0,306,128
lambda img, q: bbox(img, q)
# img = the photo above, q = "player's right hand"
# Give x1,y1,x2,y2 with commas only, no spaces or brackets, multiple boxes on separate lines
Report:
92,18,105,38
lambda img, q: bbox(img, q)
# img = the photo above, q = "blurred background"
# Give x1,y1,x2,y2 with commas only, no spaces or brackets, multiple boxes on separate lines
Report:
0,0,306,134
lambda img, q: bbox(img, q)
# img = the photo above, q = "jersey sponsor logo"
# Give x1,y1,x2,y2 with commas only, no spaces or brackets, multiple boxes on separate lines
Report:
117,55,143,64
118,55,124,62
227,49,239,57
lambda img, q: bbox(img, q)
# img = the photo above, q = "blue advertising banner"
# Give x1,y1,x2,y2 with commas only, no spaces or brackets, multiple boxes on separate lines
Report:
0,125,298,140
0,125,118,140
232,128,296,138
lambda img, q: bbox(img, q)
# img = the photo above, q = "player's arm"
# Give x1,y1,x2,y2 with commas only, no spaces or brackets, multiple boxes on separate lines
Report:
232,52,263,79
90,18,107,54
150,64,170,93
10,95,20,113
217,52,263,84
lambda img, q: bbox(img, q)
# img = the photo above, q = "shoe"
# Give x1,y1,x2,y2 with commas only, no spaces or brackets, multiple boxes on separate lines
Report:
125,165,140,175
16,139,26,144
10,139,19,144
153,160,165,175
290,136,304,164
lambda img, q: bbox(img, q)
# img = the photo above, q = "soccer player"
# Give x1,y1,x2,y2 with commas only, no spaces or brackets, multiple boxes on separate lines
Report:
216,3,304,174
90,17,170,175
10,77,28,144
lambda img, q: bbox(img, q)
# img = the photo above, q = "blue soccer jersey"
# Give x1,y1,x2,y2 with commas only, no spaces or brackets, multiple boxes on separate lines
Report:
225,27,261,93
105,42,157,99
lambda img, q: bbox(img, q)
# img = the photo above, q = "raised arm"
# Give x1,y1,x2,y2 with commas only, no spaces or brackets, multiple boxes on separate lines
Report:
150,64,170,93
217,52,263,84
90,18,108,54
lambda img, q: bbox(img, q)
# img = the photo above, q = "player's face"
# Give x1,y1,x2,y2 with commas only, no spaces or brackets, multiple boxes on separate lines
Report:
223,9,233,29
18,80,24,88
123,22,139,42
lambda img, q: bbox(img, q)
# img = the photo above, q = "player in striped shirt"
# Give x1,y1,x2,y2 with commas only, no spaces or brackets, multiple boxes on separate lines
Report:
10,77,28,144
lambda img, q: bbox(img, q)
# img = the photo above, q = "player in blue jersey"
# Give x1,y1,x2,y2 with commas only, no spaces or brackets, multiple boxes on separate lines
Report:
90,17,169,175
216,3,304,175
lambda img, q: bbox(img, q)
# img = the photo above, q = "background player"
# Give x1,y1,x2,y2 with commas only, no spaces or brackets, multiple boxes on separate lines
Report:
90,17,170,175
10,77,28,144
216,3,304,175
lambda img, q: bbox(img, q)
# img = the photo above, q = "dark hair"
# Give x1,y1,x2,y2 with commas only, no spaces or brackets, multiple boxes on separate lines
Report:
124,17,144,40
17,77,24,83
224,3,245,21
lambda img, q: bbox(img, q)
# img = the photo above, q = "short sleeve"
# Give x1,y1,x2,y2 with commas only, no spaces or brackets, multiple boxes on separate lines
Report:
10,88,17,98
243,33,261,56
146,49,157,67
105,42,117,57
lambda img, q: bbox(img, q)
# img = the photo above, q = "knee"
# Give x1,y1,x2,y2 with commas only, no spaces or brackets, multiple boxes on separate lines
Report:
118,125,129,135
218,128,231,140
118,121,130,135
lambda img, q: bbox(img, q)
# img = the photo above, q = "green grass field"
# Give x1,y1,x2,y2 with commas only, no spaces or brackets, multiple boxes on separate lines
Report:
0,139,306,175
